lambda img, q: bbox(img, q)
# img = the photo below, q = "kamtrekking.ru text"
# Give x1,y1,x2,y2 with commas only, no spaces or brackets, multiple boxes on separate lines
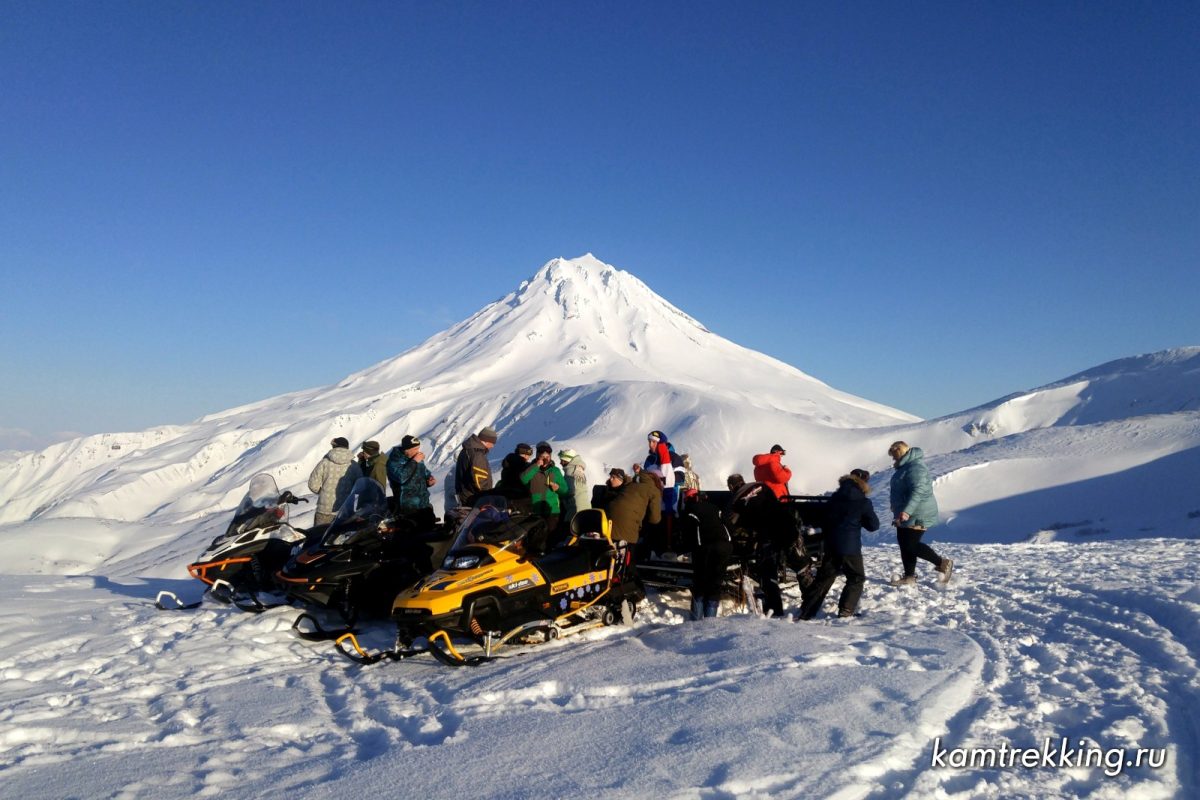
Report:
930,736,1167,778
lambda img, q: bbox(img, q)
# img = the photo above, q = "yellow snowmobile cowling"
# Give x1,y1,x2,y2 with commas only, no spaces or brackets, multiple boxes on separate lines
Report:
391,500,642,643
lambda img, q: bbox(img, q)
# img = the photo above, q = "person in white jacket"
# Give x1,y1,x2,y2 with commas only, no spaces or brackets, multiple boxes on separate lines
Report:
557,448,591,524
307,437,362,525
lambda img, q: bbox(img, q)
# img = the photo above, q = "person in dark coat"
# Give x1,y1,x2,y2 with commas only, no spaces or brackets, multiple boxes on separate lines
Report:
359,441,389,493
454,426,498,507
496,442,534,499
726,481,798,618
385,434,437,530
798,469,880,619
595,468,628,510
607,470,662,546
680,489,733,620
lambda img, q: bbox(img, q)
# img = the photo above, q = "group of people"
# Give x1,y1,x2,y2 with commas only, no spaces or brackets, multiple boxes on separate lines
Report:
307,435,438,529
307,426,954,622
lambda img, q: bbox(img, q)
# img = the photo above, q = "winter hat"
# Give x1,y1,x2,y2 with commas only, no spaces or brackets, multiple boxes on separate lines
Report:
361,441,381,456
535,441,553,455
516,442,534,456
609,467,627,481
478,426,499,444
647,430,663,443
400,434,421,451
770,444,786,455
331,437,349,449
558,448,578,461
850,468,870,482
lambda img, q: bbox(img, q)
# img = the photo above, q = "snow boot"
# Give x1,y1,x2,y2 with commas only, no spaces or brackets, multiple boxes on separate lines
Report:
890,575,917,586
937,558,954,583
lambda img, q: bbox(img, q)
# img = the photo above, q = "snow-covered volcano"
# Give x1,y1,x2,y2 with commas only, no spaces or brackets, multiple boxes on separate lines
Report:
0,255,917,525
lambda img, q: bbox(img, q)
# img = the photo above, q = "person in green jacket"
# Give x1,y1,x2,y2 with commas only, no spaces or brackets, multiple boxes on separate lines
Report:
521,441,570,542
888,441,953,585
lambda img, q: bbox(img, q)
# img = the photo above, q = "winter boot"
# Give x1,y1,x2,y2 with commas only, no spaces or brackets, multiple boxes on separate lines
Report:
690,597,704,621
937,557,954,583
703,600,720,618
890,575,917,586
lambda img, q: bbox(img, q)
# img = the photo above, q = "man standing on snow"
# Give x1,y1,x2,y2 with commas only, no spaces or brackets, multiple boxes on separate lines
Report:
888,441,952,585
454,426,498,507
308,437,362,526
752,444,792,499
359,441,388,493
385,434,437,530
558,447,590,520
798,469,879,619
521,442,570,543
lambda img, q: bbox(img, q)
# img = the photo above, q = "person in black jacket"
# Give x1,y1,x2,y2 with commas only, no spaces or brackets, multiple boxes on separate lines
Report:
798,469,880,620
726,481,799,618
495,442,534,500
680,489,733,620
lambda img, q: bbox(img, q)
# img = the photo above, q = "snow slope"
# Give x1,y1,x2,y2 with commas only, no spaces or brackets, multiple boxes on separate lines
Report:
0,255,917,526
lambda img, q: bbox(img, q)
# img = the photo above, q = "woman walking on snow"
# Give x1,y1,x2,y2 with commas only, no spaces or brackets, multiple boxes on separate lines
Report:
888,441,953,585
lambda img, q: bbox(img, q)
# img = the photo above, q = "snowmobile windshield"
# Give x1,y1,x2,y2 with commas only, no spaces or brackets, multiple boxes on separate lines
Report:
226,474,285,534
331,477,388,527
236,474,281,516
448,496,524,550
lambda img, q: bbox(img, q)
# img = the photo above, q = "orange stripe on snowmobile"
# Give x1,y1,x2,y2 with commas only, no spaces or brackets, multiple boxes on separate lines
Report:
187,558,251,585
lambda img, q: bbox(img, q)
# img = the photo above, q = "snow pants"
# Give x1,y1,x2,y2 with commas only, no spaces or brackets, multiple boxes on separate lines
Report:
690,540,733,618
798,553,865,619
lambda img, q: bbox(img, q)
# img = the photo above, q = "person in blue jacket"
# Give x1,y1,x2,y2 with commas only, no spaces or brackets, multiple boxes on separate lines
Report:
798,469,878,619
386,434,437,530
888,442,953,585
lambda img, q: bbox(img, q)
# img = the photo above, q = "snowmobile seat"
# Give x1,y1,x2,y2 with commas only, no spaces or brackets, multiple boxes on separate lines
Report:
570,508,610,540
535,538,615,584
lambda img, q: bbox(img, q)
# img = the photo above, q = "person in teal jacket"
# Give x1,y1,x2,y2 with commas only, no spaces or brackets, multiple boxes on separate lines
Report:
888,442,953,585
521,441,570,542
386,434,437,530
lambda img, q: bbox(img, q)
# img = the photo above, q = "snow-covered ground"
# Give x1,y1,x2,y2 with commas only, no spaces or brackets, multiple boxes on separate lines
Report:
0,533,1195,799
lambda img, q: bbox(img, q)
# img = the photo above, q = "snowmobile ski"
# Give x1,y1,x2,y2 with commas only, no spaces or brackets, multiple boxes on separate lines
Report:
291,612,357,642
154,590,203,611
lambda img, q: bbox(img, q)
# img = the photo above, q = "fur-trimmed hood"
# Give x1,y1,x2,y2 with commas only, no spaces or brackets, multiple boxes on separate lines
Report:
839,474,871,495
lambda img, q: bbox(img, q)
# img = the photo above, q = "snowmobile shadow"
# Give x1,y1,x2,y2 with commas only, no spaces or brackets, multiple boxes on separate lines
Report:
80,575,203,605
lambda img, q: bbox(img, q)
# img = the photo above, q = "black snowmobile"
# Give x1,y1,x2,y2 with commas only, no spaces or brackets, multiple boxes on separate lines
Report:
276,477,452,638
633,488,830,600
157,473,308,611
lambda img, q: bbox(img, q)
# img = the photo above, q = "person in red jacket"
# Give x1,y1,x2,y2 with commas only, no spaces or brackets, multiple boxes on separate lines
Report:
752,444,792,499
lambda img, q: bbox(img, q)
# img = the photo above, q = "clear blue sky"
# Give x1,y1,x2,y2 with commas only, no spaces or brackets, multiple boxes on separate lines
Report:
2,1,1198,448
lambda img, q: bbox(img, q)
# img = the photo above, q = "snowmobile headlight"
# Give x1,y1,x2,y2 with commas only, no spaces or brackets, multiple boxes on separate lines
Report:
330,530,357,546
445,554,481,570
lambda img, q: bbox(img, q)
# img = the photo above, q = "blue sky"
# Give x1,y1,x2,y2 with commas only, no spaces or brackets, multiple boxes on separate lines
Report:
2,1,1198,448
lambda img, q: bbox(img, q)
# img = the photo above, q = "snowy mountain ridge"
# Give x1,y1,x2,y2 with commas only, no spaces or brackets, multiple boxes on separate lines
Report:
0,255,1197,542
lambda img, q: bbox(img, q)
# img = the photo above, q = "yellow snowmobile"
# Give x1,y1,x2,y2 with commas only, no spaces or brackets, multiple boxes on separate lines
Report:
336,497,643,666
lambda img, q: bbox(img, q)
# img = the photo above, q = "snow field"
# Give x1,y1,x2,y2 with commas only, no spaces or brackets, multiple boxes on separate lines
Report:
1,536,1196,798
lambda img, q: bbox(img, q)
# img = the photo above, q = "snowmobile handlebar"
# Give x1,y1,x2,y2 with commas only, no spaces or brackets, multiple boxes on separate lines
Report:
276,490,308,505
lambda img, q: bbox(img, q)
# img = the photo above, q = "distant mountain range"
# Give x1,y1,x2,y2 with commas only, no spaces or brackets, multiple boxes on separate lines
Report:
2,255,1198,545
